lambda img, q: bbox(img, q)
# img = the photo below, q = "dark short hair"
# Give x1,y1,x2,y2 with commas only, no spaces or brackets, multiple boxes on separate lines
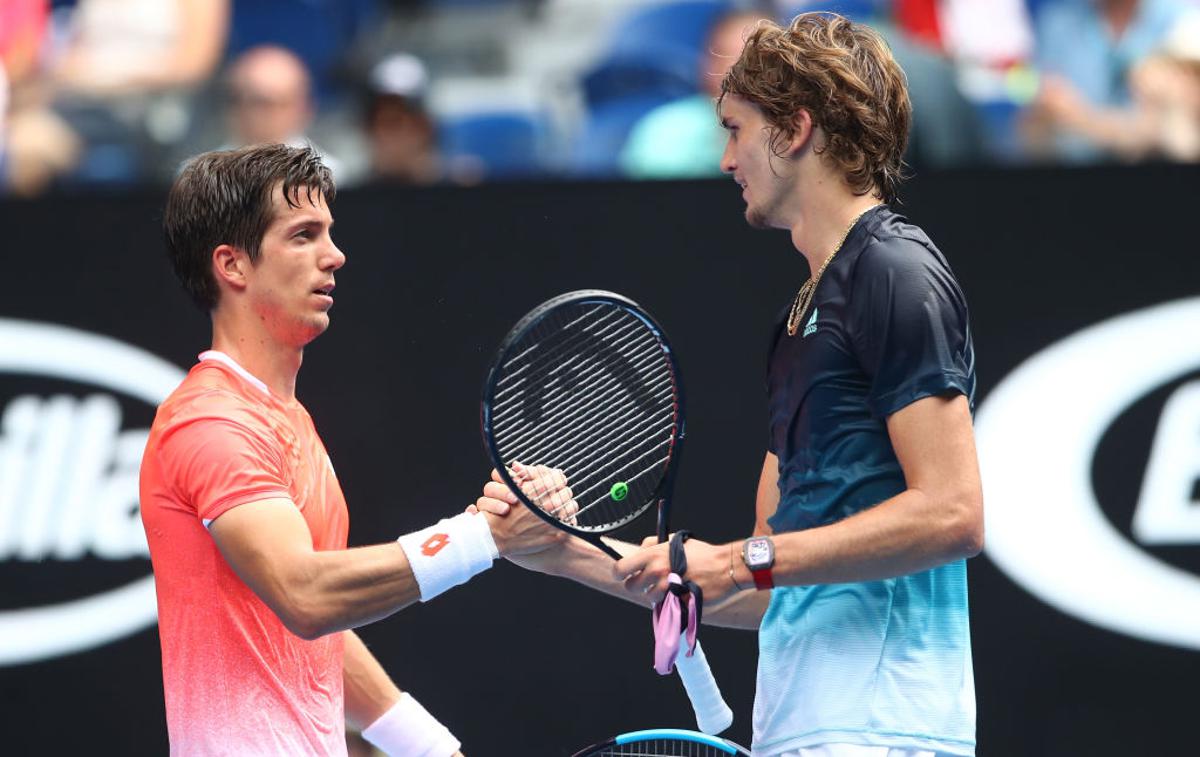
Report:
721,13,912,204
163,144,335,310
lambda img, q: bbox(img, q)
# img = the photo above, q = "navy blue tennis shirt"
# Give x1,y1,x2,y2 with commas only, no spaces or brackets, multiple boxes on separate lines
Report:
754,204,978,755
766,204,976,532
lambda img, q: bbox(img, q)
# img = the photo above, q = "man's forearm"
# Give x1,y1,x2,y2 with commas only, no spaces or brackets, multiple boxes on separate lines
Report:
518,536,648,605
280,541,424,639
344,630,462,756
343,630,402,730
767,487,982,587
518,536,768,629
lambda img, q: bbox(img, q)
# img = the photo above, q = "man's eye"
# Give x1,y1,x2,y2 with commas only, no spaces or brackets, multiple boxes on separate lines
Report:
294,230,311,240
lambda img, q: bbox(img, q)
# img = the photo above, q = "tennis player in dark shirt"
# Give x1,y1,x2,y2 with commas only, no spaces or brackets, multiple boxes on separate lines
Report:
493,13,984,756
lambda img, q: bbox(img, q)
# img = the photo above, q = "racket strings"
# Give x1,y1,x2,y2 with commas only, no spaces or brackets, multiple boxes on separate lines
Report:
492,324,661,445
591,739,729,756
494,306,668,430
504,384,673,527
489,302,679,531
498,303,611,376
564,445,672,520
507,304,654,397
491,307,637,407
498,379,673,472
490,340,669,445
496,321,662,424
548,404,672,491
519,378,671,477
502,395,672,523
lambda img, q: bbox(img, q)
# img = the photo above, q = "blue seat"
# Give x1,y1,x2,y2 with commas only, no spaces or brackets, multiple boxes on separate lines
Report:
581,0,734,106
779,1,883,23
440,111,550,179
225,0,379,107
569,94,674,177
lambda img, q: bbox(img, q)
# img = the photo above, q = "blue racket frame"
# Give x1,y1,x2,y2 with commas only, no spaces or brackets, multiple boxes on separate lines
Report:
571,727,750,756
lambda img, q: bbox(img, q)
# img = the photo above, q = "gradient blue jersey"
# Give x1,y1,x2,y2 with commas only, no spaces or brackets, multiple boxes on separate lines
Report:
753,206,976,756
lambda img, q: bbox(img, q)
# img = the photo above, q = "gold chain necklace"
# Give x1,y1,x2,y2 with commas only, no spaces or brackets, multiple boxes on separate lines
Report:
786,205,879,336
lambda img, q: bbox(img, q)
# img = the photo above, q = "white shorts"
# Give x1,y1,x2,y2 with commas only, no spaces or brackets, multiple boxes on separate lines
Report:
777,747,943,757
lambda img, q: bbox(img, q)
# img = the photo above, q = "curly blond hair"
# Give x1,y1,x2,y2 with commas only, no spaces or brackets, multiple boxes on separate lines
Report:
720,13,911,203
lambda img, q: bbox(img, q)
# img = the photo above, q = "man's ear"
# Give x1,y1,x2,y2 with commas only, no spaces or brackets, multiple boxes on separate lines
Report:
781,109,815,157
212,244,250,293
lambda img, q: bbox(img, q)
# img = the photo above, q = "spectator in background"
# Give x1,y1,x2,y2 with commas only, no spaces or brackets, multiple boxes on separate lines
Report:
1025,0,1193,162
1,0,69,196
51,0,228,97
620,4,985,178
1027,9,1200,161
0,0,47,87
882,17,988,167
620,9,765,179
784,0,987,168
364,53,442,184
4,0,229,194
222,45,344,179
1132,11,1200,160
0,65,7,181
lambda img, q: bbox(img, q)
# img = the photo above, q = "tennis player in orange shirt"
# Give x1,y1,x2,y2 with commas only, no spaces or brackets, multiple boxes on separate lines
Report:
140,144,569,756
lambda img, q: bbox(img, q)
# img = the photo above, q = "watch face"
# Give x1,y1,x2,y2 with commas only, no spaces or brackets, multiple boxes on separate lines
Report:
745,538,773,568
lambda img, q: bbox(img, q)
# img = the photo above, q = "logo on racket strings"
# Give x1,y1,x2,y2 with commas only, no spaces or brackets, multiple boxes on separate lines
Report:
976,297,1200,651
520,329,658,427
0,318,184,666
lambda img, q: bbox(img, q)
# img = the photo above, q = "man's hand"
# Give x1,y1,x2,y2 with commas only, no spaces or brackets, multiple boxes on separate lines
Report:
1034,74,1092,131
613,537,740,605
477,463,575,557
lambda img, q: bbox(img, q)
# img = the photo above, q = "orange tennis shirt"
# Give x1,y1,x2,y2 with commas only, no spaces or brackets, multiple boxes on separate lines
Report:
140,351,350,756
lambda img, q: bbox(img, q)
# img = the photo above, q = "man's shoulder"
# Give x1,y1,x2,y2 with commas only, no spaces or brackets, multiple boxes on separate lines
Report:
155,363,272,434
852,220,942,280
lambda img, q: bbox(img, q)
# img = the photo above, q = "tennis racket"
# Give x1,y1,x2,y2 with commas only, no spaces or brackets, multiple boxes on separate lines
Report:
571,728,750,757
481,289,732,735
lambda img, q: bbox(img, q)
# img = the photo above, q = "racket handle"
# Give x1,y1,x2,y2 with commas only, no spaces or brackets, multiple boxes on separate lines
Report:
674,638,733,735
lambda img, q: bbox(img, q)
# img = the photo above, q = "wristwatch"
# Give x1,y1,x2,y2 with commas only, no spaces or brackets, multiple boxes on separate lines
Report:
741,536,775,590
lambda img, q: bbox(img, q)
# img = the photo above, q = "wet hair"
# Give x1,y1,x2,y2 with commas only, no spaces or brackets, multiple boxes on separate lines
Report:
163,144,335,310
720,13,911,203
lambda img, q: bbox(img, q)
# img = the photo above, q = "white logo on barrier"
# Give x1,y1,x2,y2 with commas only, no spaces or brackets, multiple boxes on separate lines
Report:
976,297,1200,650
1133,381,1200,544
0,319,184,665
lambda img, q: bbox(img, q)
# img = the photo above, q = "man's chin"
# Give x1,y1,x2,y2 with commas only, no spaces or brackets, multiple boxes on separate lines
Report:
297,315,331,345
746,207,771,230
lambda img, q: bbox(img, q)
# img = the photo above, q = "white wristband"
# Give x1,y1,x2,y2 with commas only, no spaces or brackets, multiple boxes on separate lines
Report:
397,512,498,601
361,692,461,757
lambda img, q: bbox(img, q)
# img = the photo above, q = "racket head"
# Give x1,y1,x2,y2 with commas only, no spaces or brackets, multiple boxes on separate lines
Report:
481,290,685,543
570,728,750,757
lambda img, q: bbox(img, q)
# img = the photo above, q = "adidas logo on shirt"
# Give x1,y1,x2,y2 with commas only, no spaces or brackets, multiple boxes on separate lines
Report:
802,308,819,338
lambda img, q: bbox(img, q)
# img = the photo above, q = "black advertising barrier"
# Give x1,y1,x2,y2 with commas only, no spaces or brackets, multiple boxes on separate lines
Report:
1,163,1198,755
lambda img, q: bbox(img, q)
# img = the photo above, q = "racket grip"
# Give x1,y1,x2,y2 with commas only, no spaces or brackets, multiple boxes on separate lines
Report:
674,638,733,735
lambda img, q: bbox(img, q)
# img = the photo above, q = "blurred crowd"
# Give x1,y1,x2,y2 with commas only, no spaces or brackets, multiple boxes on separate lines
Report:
1,0,1198,196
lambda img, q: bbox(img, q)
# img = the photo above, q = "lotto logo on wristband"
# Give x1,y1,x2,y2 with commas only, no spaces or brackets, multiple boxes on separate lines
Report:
421,533,450,557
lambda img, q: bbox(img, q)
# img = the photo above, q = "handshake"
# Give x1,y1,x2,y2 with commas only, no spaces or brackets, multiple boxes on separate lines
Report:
467,461,579,558
461,462,737,609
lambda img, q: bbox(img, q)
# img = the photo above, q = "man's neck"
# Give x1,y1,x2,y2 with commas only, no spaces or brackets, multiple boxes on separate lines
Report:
789,188,883,277
210,313,303,400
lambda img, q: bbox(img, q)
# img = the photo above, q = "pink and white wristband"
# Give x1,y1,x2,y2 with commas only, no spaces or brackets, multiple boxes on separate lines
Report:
361,692,461,757
397,512,499,601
